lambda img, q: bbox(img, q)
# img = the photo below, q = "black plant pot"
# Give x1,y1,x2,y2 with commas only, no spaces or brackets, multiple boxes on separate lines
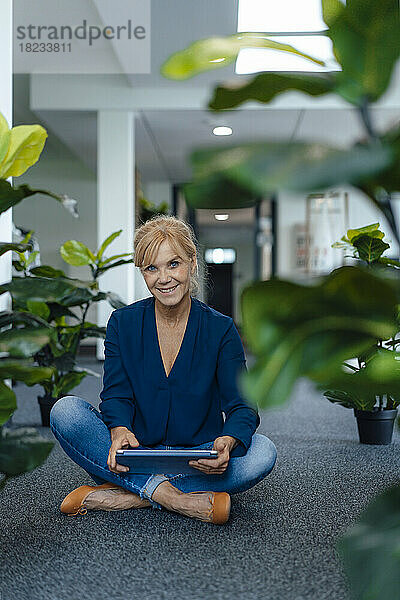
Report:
38,394,58,427
354,408,398,445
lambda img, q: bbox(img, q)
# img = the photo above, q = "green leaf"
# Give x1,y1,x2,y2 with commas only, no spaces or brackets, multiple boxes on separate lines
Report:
0,276,95,307
0,427,53,477
184,174,257,209
26,300,51,321
99,254,133,267
352,234,390,263
29,265,67,278
161,32,325,80
209,72,336,110
321,0,400,103
346,223,382,243
0,113,11,167
53,371,87,397
60,240,96,266
0,381,17,426
96,230,122,261
318,350,400,402
186,140,392,208
239,266,398,409
0,327,53,357
0,242,34,257
0,359,55,385
336,483,400,600
105,291,127,309
0,123,47,179
324,389,373,410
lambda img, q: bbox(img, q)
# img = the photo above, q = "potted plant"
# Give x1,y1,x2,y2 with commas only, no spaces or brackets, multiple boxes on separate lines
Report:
4,228,135,426
0,112,76,489
324,223,400,444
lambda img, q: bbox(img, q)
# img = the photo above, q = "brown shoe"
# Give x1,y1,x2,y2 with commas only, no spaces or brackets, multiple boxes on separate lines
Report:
187,491,231,524
60,482,121,516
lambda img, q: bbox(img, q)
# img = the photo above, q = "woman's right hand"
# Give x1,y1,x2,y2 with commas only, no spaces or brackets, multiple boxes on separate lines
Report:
107,426,140,474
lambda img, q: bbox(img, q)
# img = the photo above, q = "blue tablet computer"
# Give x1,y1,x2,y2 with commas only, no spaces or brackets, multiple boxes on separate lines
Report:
115,449,218,474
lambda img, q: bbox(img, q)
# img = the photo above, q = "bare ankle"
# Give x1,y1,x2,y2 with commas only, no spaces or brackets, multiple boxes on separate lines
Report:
151,481,184,510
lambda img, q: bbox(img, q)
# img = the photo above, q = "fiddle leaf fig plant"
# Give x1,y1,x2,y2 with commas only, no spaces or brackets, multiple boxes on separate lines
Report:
5,229,133,405
0,113,59,490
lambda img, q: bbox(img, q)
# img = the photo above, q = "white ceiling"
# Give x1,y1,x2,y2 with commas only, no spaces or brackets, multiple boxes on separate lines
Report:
12,0,400,184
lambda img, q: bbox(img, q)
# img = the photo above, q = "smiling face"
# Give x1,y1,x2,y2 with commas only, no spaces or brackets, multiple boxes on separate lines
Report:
141,239,196,306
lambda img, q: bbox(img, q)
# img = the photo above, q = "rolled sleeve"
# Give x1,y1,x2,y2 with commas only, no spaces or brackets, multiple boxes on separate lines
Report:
99,311,135,431
216,319,260,455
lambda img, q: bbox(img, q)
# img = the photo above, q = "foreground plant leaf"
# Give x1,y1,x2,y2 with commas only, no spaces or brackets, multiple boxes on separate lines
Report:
239,266,398,409
185,140,392,208
161,32,324,80
322,0,400,104
336,483,400,600
209,72,336,110
0,427,53,478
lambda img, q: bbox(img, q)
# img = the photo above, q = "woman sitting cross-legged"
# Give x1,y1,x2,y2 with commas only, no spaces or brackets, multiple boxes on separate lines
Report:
50,215,277,524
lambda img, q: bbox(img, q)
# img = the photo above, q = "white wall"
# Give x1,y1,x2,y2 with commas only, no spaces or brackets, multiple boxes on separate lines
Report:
0,0,13,312
277,185,400,279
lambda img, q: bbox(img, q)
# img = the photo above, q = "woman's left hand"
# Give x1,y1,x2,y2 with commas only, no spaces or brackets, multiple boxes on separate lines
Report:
188,436,236,475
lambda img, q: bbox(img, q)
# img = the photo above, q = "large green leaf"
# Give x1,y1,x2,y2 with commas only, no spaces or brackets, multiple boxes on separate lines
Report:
184,173,257,209
337,483,400,600
0,380,17,426
321,350,400,406
186,140,392,208
0,360,55,385
0,327,53,358
321,0,400,104
239,266,398,409
0,427,53,477
0,276,95,307
209,72,336,110
161,33,324,80
0,309,52,329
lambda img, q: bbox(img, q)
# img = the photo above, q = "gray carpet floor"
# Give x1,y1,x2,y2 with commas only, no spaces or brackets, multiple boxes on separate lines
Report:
1,356,399,600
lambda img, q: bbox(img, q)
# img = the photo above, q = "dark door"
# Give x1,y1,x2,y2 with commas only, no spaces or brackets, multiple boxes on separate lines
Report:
205,263,233,317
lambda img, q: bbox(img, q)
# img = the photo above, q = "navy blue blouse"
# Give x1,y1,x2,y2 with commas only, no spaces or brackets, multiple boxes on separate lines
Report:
99,295,260,457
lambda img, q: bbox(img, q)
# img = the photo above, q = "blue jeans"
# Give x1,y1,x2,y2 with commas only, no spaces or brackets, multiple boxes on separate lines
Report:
49,395,277,511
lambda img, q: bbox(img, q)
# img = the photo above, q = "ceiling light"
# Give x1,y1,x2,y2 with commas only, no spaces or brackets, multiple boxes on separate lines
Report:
212,126,233,136
214,214,229,221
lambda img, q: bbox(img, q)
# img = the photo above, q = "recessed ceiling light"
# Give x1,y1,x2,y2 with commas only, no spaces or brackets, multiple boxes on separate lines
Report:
215,214,229,221
212,126,233,136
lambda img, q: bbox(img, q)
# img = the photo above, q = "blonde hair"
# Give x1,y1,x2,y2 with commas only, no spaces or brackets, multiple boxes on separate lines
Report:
134,215,201,296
